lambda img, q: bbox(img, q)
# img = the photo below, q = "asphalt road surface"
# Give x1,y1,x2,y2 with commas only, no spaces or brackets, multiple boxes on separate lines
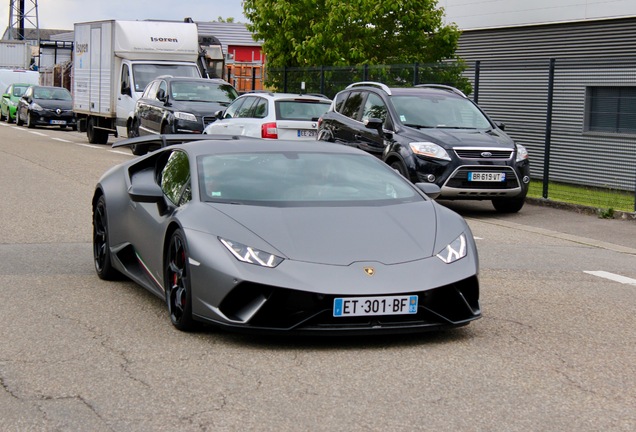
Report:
1,123,635,431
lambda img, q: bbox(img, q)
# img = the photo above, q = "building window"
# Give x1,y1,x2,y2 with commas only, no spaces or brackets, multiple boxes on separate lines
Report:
586,87,636,134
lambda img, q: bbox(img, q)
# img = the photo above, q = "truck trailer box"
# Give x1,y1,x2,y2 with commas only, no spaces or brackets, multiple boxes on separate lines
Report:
72,20,201,142
0,40,32,69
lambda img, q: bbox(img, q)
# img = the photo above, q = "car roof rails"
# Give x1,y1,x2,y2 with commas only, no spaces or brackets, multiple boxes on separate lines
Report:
305,93,330,99
414,84,467,98
346,81,392,96
243,90,275,96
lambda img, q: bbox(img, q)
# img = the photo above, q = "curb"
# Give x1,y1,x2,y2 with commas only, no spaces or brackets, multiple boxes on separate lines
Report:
526,197,636,222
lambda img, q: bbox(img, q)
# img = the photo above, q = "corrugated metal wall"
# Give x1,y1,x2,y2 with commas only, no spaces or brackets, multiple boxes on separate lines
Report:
459,18,636,192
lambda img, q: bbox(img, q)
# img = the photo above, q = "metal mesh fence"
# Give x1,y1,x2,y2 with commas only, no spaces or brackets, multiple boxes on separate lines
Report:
265,60,636,213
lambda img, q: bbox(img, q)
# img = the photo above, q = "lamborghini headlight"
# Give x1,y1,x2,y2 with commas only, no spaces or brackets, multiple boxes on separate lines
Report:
410,142,451,161
436,234,467,264
220,238,284,268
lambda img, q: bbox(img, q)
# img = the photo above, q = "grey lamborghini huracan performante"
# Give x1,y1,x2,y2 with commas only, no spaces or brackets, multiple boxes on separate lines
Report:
92,135,481,334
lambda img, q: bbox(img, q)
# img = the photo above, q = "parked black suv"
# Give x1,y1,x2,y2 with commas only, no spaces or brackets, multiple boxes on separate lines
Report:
318,82,530,212
130,76,238,155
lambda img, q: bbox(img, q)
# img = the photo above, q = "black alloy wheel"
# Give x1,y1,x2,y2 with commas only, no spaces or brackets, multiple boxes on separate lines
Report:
16,109,24,126
93,195,119,280
165,229,196,331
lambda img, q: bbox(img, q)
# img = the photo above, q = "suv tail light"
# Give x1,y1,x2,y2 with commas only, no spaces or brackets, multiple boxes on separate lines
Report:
261,122,278,139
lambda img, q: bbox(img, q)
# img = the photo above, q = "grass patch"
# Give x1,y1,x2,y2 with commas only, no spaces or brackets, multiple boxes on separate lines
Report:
527,180,635,213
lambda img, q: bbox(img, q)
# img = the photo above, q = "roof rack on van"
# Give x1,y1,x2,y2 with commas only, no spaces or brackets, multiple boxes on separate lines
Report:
346,81,392,96
414,84,466,98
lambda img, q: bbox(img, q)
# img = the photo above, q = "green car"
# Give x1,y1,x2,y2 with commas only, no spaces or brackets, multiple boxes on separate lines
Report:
1,83,32,123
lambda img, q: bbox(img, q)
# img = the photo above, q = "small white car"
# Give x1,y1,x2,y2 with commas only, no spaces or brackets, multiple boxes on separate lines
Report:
203,92,331,140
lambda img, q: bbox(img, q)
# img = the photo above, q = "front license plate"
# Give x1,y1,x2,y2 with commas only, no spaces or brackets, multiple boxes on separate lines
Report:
333,295,418,317
50,120,66,125
468,172,506,182
297,129,316,137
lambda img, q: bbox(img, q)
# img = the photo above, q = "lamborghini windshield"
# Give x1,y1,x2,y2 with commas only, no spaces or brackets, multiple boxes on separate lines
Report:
197,152,421,205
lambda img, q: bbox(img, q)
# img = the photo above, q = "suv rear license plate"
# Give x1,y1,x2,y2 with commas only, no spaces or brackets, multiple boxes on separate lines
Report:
468,172,506,182
333,295,418,317
50,120,66,125
297,129,316,137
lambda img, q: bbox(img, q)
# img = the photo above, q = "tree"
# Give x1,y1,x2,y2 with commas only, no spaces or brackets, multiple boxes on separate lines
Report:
243,0,462,68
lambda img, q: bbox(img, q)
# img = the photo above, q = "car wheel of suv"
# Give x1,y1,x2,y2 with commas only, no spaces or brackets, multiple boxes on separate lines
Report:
16,110,24,126
492,197,525,213
389,160,408,179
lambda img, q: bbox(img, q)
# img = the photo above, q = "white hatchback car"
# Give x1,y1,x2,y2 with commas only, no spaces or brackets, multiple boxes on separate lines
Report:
203,92,331,140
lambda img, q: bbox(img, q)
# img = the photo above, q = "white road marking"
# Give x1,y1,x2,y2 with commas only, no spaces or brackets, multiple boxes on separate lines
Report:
76,143,104,149
584,271,636,286
28,131,48,137
109,150,132,156
474,236,483,240
51,137,73,143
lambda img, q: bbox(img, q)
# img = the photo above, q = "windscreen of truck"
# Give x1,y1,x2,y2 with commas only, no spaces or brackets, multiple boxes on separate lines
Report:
133,64,200,92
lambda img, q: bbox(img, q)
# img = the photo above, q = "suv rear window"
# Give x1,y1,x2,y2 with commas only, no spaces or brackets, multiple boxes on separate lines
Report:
276,100,331,120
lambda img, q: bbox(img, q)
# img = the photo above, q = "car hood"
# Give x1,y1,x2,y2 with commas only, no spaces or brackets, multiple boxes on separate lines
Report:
170,100,231,116
404,127,514,148
206,201,438,265
34,99,72,110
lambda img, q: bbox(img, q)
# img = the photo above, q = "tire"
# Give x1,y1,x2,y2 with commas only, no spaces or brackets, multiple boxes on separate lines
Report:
492,196,526,213
390,160,408,179
161,123,172,135
0,109,5,122
16,110,24,126
165,229,197,331
92,195,120,280
6,111,13,123
87,117,109,144
129,121,147,156
26,112,35,128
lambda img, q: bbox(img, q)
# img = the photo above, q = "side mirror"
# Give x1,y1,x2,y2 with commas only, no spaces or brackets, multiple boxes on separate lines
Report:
2,93,9,99
415,183,441,200
128,182,164,203
121,82,131,97
215,109,225,119
497,122,506,131
364,117,384,131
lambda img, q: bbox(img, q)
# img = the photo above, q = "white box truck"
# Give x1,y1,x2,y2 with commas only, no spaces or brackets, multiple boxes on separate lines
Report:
73,20,202,144
0,40,32,69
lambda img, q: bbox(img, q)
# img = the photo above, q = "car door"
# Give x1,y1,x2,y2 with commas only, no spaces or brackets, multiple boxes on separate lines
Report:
17,86,33,122
205,96,249,135
136,81,158,136
356,92,389,156
147,80,169,134
129,149,192,290
330,90,365,147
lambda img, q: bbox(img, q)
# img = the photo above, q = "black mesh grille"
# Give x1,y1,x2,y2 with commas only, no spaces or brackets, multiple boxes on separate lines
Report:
220,277,480,333
454,149,513,159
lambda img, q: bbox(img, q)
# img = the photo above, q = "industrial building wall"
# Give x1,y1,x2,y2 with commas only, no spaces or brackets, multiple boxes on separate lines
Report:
457,18,636,193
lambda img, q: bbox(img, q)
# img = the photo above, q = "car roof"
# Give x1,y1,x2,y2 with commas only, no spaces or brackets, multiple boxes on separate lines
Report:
155,76,232,85
342,82,466,98
237,92,331,102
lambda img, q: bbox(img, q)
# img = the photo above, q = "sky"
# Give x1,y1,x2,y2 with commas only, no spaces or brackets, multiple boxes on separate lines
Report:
1,0,248,32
